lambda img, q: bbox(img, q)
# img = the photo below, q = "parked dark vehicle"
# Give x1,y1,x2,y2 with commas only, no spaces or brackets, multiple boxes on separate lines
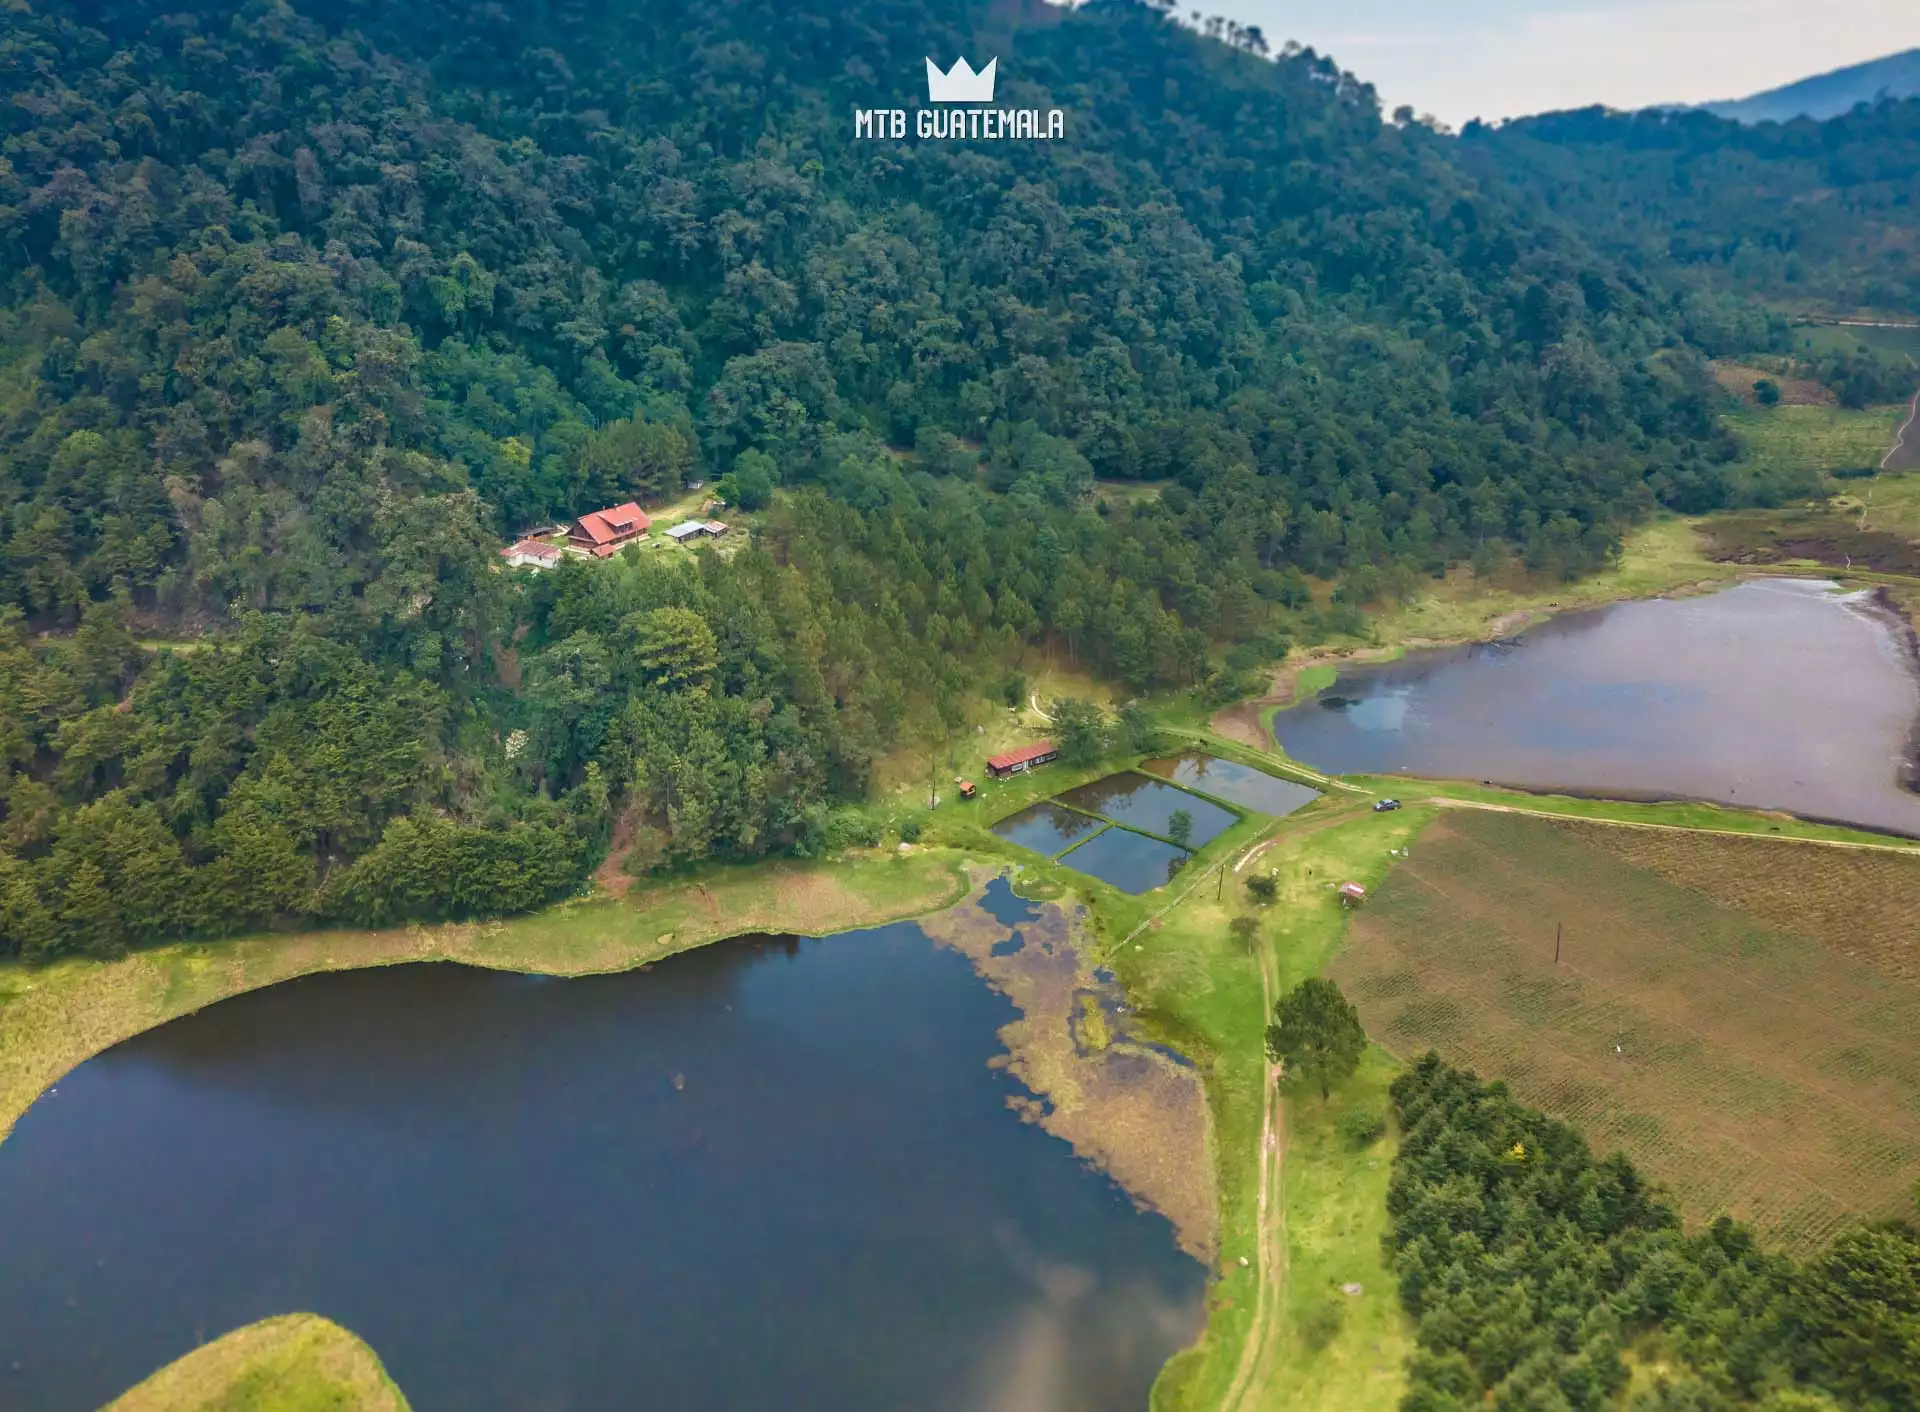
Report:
1373,799,1403,812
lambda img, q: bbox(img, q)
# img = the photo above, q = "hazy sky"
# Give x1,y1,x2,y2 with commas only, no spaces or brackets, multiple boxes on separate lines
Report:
1190,0,1917,127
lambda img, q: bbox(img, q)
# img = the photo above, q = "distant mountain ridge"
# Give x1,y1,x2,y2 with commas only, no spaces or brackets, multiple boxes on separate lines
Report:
1700,47,1920,123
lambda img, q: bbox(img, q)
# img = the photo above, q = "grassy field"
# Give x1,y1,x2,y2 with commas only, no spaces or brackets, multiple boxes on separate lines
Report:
103,1315,408,1412
1722,402,1907,480
1331,808,1920,1254
0,849,970,1142
1136,796,1420,1412
1363,516,1736,648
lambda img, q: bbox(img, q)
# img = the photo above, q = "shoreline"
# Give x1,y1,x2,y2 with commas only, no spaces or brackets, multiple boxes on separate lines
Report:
0,849,975,1144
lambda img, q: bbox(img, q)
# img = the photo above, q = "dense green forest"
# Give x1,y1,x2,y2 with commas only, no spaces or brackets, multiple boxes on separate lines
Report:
0,0,1915,956
1389,1056,1920,1412
1464,99,1920,332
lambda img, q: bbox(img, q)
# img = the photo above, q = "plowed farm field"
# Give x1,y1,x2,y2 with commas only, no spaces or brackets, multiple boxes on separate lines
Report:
1330,810,1920,1253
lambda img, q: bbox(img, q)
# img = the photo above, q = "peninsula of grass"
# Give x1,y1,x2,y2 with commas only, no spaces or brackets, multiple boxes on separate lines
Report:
102,1314,409,1412
0,848,971,1142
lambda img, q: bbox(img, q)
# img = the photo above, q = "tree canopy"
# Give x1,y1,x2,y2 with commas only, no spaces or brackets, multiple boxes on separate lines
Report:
0,0,1912,955
1266,976,1366,1099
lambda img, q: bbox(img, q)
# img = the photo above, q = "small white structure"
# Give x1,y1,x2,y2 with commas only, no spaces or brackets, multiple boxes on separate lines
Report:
500,538,563,570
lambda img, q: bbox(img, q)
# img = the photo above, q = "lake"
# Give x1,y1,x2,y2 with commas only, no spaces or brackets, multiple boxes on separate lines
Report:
0,906,1204,1410
1142,754,1321,818
1055,774,1238,848
1272,579,1920,836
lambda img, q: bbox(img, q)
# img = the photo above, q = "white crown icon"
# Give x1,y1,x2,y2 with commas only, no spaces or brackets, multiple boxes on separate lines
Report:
926,56,997,104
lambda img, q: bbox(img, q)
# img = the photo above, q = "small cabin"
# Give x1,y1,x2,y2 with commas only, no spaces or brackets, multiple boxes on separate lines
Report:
985,741,1058,779
1337,882,1368,907
499,538,562,571
958,780,978,800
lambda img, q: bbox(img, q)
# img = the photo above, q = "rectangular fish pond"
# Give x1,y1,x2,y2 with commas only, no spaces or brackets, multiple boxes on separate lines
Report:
1056,827,1193,894
990,764,1300,894
1140,752,1322,817
990,801,1107,858
1053,773,1238,848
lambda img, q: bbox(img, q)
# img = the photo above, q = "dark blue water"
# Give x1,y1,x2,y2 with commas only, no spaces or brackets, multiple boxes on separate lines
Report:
0,919,1204,1411
991,802,1106,858
1272,579,1920,836
1057,829,1192,895
1143,754,1321,818
1055,774,1238,848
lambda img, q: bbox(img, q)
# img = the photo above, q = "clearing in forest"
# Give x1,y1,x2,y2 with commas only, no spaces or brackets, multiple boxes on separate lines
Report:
1330,809,1920,1253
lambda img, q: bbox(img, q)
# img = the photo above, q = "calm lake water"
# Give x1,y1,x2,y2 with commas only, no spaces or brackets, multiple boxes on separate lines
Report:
0,910,1204,1411
1142,754,1321,818
1058,829,1192,894
1273,579,1920,836
1055,774,1237,848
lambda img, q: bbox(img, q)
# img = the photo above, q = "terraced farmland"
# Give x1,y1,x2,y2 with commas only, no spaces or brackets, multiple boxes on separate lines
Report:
1330,809,1920,1252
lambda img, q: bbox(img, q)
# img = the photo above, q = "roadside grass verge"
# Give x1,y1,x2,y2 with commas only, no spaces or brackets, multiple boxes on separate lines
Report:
102,1313,409,1412
0,849,970,1142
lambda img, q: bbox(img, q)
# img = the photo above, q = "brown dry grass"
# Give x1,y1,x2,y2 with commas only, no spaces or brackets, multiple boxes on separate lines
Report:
1329,810,1920,1253
1710,361,1835,406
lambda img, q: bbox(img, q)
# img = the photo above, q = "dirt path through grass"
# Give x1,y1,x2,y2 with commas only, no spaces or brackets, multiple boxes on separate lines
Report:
1218,944,1286,1412
1882,386,1920,472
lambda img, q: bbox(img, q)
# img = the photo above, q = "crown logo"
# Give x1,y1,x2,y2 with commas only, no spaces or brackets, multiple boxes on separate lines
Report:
926,56,997,104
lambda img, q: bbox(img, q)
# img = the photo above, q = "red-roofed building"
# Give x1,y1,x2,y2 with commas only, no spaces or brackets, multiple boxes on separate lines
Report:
569,502,651,553
985,741,1059,778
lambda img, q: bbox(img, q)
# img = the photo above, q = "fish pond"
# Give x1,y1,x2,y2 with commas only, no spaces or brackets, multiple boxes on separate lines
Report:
1055,774,1238,848
991,801,1107,858
0,903,1205,1412
1141,753,1322,818
1057,828,1193,895
1272,579,1920,836
991,769,1256,894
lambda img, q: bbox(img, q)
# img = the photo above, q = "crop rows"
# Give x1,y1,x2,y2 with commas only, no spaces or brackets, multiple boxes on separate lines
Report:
1331,811,1920,1253
1554,820,1920,981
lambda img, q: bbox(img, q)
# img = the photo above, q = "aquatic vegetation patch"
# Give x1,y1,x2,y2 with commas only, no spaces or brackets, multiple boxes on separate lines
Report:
920,884,1217,1259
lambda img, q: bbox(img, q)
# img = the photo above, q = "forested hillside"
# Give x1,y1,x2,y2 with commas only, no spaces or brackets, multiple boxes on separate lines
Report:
1465,99,1920,327
0,0,1888,954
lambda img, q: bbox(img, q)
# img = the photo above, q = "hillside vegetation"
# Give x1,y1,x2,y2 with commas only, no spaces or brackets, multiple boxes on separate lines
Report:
1,0,1797,957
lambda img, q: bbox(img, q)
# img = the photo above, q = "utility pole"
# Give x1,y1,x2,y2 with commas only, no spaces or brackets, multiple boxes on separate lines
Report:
1554,922,1562,965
